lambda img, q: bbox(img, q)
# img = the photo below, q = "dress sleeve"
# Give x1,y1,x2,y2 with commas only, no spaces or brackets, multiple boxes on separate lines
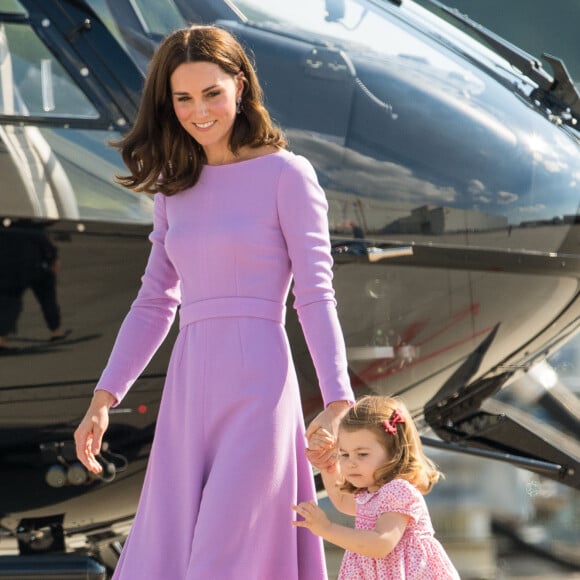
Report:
277,154,354,407
94,193,181,405
376,480,423,523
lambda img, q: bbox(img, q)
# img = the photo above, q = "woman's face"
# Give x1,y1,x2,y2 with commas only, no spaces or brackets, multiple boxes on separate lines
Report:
170,61,243,164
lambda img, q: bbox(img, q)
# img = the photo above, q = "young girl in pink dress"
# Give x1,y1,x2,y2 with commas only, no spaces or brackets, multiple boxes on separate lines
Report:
294,395,460,579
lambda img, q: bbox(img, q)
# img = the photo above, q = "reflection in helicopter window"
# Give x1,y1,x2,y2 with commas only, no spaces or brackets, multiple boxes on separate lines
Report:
85,0,187,72
231,0,483,77
222,0,579,246
1,123,152,223
0,19,152,223
0,23,98,118
0,219,69,350
38,128,153,223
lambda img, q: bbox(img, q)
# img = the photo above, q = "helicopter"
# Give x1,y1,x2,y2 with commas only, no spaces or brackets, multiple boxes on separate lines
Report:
0,0,579,577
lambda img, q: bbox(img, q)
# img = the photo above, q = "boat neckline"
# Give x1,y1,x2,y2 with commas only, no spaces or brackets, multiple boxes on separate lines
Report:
202,149,287,168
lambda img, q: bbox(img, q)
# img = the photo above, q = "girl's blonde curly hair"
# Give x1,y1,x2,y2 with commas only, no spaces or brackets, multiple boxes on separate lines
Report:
339,395,442,495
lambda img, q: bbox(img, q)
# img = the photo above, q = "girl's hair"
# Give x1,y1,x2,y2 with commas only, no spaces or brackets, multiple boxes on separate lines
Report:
112,25,287,196
339,395,442,495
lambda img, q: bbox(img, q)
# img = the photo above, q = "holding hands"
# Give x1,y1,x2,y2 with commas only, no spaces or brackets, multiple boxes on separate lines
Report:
305,400,349,472
305,428,337,471
292,400,349,533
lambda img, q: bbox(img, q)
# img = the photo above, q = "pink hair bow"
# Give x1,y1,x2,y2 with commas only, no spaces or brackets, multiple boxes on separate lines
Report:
382,409,405,434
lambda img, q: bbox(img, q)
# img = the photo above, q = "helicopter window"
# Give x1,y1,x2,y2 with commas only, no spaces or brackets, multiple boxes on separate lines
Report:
127,0,185,36
40,128,154,223
230,0,479,79
0,22,98,119
84,0,187,73
0,122,153,222
84,0,186,39
84,0,132,54
0,0,25,13
88,0,185,37
0,13,152,224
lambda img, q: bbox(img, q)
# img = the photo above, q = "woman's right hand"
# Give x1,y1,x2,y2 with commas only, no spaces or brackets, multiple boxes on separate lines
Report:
74,390,116,473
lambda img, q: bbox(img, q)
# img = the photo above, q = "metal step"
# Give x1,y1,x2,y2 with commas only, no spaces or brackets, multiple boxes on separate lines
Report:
0,554,106,579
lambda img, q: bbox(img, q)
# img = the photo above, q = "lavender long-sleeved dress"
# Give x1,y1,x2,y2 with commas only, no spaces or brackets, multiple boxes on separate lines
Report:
95,150,354,579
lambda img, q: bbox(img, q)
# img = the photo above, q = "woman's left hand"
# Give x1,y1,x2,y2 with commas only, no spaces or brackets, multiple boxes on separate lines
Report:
305,428,336,471
306,400,350,440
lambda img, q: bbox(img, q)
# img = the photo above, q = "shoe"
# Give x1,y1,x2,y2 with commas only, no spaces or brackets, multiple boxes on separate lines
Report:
50,329,72,342
0,345,19,354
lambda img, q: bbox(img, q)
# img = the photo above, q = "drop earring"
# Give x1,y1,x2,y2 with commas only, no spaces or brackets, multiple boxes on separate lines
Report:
236,97,242,114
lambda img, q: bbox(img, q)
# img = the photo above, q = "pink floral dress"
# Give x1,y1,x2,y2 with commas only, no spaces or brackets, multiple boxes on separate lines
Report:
338,479,460,579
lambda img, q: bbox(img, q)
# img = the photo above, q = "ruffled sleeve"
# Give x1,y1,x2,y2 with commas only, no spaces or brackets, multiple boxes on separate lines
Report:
94,193,181,405
375,479,423,523
276,154,354,407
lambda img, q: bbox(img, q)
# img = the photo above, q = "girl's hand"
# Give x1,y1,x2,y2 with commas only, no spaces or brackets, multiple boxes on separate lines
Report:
305,427,338,471
74,390,116,473
308,427,334,450
292,501,332,537
305,400,350,470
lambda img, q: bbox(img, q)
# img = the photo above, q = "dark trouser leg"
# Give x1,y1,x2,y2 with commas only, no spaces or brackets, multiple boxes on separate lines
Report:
0,288,24,336
29,270,61,331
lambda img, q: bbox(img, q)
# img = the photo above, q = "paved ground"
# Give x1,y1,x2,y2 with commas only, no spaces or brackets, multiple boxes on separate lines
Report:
3,521,579,578
325,544,580,579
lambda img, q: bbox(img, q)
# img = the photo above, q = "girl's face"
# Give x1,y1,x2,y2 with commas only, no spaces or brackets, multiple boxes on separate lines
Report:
170,61,244,164
338,428,390,491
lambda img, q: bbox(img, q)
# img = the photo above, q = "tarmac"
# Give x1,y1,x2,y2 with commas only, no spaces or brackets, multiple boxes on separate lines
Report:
2,510,579,579
324,542,580,579
1,538,579,578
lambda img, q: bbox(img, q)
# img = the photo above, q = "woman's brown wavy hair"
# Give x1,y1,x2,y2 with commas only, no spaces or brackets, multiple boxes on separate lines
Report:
112,25,287,196
339,395,442,495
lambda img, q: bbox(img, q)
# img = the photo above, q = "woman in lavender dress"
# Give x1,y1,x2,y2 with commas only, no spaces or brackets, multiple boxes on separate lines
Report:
74,25,354,579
